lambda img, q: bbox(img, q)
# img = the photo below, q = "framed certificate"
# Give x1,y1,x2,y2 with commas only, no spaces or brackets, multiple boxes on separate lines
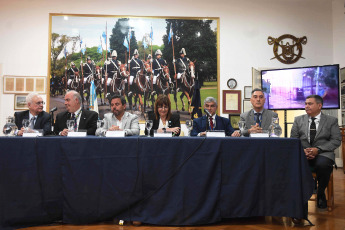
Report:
222,90,241,114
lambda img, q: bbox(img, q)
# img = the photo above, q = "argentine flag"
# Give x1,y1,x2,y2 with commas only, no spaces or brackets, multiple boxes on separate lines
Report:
90,80,98,113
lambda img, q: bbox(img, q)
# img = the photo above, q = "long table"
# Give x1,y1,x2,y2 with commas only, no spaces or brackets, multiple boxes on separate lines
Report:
0,137,314,229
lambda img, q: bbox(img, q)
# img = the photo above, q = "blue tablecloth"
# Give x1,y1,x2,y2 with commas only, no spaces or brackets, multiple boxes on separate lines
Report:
0,136,314,229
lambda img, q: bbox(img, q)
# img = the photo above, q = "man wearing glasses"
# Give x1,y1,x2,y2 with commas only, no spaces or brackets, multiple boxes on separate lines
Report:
14,93,51,136
191,97,235,136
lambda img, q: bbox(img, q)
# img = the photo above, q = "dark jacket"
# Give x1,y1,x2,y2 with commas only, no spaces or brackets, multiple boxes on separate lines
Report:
54,109,98,135
14,110,51,135
145,111,181,136
190,115,235,136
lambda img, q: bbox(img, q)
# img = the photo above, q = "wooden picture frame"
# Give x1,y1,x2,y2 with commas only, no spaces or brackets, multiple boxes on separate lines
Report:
14,94,28,110
229,114,240,130
243,99,252,113
222,90,241,114
244,86,252,99
3,75,47,94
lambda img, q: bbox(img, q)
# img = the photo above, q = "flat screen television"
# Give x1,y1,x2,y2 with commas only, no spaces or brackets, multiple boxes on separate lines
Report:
261,64,340,110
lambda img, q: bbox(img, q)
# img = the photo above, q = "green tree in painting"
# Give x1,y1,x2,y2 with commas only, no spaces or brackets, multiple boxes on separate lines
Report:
162,19,217,85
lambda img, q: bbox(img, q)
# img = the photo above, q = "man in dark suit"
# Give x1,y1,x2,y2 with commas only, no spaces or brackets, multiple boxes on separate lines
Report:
14,93,51,136
291,95,341,209
191,96,235,136
54,90,98,136
232,88,278,137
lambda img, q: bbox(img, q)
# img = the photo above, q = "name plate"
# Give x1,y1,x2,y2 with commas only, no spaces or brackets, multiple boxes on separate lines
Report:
106,130,125,137
206,131,225,137
154,132,173,137
250,133,269,138
23,132,43,137
68,132,87,137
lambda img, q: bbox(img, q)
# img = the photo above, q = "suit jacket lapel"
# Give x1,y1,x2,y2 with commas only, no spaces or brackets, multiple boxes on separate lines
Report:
79,110,87,129
303,114,309,137
248,109,254,126
262,109,271,127
315,113,325,140
122,112,128,129
202,116,207,131
34,113,42,129
24,111,30,120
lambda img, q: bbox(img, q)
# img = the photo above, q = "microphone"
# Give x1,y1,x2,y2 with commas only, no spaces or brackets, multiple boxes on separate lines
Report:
204,109,212,117
50,107,57,113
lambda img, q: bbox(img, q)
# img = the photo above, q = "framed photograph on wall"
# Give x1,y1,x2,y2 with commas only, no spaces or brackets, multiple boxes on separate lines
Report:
222,90,241,114
3,75,47,94
244,86,252,99
48,13,220,122
252,67,261,89
14,94,28,110
243,99,252,113
229,115,240,130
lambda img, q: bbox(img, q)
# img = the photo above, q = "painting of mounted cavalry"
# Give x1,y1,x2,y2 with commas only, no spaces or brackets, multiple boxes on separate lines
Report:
49,14,219,121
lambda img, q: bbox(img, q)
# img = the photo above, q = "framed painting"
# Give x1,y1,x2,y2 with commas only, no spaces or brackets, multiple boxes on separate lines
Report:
222,90,241,114
229,115,240,130
48,13,220,121
14,94,28,110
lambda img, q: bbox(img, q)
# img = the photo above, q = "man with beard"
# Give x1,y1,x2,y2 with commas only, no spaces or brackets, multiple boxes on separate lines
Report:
96,94,140,136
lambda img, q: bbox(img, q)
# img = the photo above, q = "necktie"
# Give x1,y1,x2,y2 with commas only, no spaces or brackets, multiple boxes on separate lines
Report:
310,117,316,145
71,113,77,131
209,117,214,130
29,117,36,129
254,113,261,126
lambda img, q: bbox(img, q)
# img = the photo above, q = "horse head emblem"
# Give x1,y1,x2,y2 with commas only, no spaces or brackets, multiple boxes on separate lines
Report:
268,34,307,64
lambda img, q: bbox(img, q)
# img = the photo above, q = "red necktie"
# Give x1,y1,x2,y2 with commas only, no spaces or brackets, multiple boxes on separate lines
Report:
209,117,214,130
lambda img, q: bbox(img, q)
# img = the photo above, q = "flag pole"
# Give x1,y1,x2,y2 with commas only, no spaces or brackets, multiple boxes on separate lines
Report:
80,44,84,96
171,24,177,90
128,30,131,92
65,48,68,90
105,22,108,97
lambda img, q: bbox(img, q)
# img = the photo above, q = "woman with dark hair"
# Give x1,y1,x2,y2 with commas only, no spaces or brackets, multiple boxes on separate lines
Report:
145,95,181,136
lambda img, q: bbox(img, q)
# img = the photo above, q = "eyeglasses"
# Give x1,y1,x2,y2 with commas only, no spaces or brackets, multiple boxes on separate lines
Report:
35,101,45,105
158,106,169,110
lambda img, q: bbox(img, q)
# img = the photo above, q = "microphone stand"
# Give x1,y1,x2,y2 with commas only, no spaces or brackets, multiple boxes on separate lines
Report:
50,110,56,135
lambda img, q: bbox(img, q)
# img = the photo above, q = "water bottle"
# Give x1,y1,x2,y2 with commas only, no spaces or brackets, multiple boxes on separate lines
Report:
269,117,282,137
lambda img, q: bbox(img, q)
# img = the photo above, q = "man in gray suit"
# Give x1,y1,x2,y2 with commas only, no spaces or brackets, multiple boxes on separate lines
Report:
232,88,278,137
96,95,140,136
291,94,341,209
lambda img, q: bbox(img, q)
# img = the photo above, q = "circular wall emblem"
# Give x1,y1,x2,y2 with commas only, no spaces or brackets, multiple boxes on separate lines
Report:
268,34,307,64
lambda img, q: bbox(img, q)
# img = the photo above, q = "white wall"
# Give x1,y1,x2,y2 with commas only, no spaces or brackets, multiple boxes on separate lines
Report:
332,0,345,67
0,0,342,146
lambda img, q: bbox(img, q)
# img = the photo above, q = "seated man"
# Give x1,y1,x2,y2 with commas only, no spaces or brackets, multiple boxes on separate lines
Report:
291,95,341,209
14,93,51,135
96,94,140,136
191,96,235,136
54,90,98,136
232,88,278,137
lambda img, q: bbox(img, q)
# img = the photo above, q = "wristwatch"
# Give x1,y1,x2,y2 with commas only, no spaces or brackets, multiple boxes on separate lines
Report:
316,147,322,154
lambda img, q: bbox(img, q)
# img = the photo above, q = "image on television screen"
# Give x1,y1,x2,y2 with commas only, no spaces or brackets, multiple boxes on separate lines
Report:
261,64,340,110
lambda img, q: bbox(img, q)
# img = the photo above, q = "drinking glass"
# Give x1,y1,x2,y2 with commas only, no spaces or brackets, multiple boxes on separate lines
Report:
145,120,153,137
185,119,193,136
238,121,245,137
96,119,105,137
22,119,30,132
66,119,75,132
